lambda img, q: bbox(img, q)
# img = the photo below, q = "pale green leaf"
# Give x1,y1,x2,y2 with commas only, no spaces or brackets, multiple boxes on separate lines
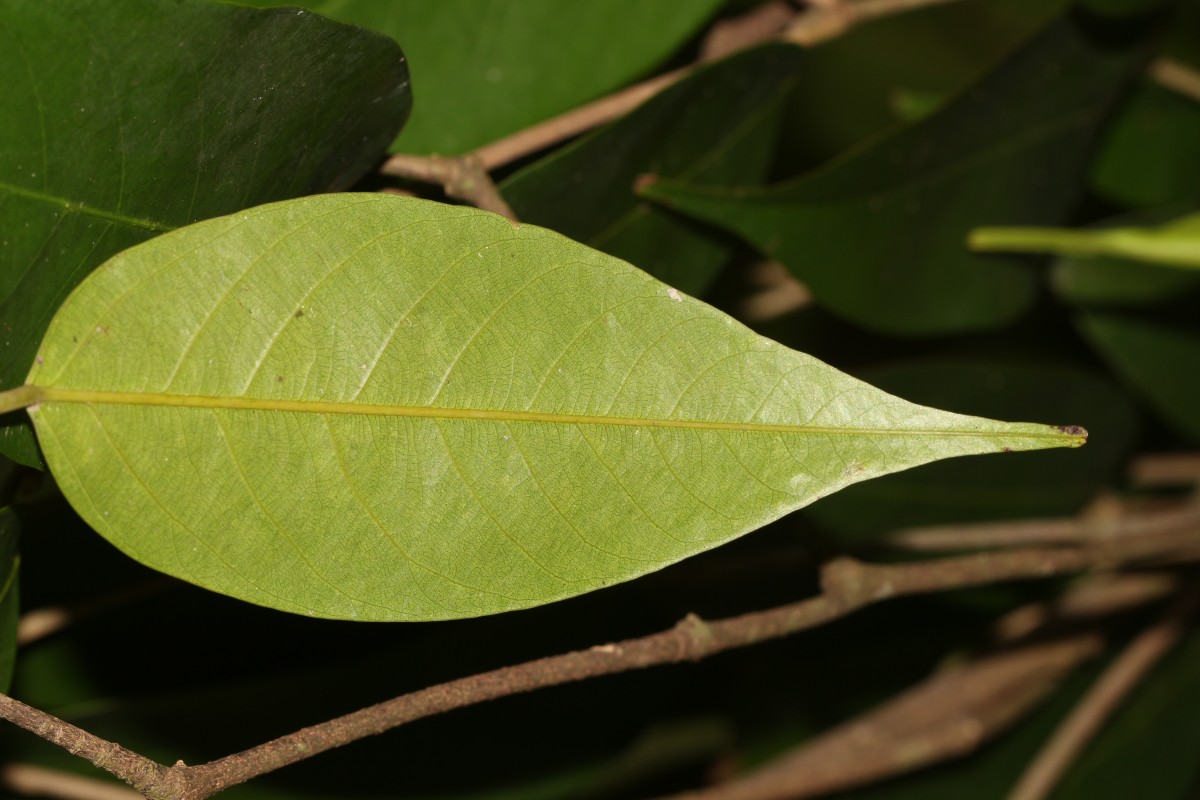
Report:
971,211,1200,270
15,195,1084,621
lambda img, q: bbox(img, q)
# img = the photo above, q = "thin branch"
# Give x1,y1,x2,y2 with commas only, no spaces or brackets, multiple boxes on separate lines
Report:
659,634,1104,800
4,504,1197,799
1127,452,1200,488
1,764,143,800
380,2,1195,219
0,695,180,799
700,1,798,62
886,495,1200,553
992,572,1180,642
1149,57,1200,104
472,0,798,172
652,570,1174,800
471,69,687,172
180,530,1197,797
784,0,965,47
739,260,813,322
1006,584,1200,800
378,154,516,220
179,549,1122,795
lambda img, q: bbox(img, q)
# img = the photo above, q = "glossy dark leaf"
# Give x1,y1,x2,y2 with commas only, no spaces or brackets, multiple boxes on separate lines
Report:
1092,82,1200,208
241,0,724,155
503,44,803,296
0,0,411,466
641,11,1153,335
1078,312,1200,442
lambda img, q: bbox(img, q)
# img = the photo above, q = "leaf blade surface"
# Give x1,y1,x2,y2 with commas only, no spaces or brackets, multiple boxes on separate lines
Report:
26,195,1084,620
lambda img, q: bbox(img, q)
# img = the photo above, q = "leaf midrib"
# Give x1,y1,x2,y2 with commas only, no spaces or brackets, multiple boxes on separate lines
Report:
0,179,173,233
30,386,1081,442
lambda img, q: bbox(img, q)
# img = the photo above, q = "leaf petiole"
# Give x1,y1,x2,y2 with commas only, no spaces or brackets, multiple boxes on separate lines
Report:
0,386,43,415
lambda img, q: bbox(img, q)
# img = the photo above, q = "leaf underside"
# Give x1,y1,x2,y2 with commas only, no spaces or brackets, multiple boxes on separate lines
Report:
26,195,1083,621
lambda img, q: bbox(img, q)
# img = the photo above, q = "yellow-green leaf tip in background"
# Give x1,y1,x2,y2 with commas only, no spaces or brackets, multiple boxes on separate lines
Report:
14,195,1085,621
970,212,1200,270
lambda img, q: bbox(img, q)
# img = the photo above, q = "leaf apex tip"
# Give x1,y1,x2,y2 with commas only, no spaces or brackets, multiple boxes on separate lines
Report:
1054,424,1088,445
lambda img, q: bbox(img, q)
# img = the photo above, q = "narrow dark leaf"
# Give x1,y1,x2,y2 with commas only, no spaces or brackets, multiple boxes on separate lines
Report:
503,44,804,295
0,0,411,466
641,10,1154,335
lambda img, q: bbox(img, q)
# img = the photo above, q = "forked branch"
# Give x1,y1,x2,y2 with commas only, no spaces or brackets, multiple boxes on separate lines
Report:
2,494,1197,799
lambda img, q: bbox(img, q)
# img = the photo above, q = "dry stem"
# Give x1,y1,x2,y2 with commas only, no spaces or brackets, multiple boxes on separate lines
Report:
1149,57,1200,105
2,764,143,800
378,153,516,220
378,0,954,211
1006,585,1200,800
2,499,1196,800
886,495,1200,553
651,569,1179,800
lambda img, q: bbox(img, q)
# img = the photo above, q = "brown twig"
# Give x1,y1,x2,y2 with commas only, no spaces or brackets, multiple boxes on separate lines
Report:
380,3,1195,220
1,764,143,800
784,0,965,47
378,154,516,220
472,0,798,172
1127,452,1200,488
739,260,813,322
652,570,1176,800
5,513,1196,800
659,635,1104,800
885,495,1200,553
1006,584,1200,800
0,695,180,799
1149,57,1200,105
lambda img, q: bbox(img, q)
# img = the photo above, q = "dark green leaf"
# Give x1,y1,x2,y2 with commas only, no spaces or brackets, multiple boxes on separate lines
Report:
0,0,411,466
242,0,724,155
503,44,803,296
1092,82,1200,208
1078,312,1200,442
776,0,1066,174
641,11,1152,335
